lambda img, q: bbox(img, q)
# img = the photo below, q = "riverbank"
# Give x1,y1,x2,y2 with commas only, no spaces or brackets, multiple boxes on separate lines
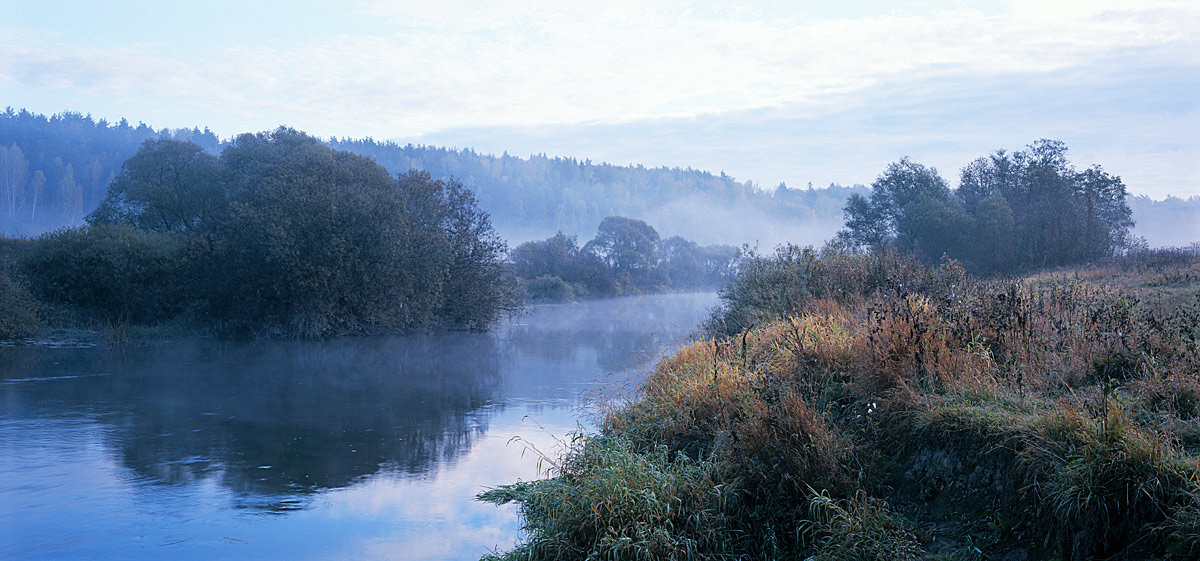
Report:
481,256,1200,560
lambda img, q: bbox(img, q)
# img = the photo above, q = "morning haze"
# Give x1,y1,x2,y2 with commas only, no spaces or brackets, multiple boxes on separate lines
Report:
2,1,1198,560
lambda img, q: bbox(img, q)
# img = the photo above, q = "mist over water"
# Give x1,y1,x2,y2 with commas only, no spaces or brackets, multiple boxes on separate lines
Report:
0,293,717,560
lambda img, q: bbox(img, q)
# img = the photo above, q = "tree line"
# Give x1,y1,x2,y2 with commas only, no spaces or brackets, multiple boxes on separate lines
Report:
0,108,219,233
840,139,1136,273
329,137,858,245
4,128,518,338
0,108,860,247
509,216,738,302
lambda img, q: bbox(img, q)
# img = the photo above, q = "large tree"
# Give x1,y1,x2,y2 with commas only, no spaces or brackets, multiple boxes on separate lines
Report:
88,138,224,232
584,216,662,288
839,158,966,260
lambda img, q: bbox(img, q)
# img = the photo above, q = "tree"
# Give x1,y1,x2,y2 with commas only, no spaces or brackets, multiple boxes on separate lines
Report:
1076,165,1133,259
510,232,581,280
842,141,1134,273
201,128,410,337
88,139,224,233
968,190,1017,273
839,158,964,259
416,171,517,330
1,144,28,220
839,193,891,251
192,131,516,337
584,216,662,289
660,235,703,289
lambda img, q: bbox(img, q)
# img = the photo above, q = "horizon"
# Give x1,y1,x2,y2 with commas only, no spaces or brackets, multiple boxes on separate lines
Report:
3,1,1197,199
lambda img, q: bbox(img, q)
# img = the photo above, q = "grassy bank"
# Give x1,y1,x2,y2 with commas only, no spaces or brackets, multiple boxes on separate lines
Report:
481,250,1200,560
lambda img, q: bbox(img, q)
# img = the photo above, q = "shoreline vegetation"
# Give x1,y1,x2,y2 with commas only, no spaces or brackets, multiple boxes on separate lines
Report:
3,106,1198,558
1,128,520,340
481,139,1200,559
510,217,737,304
479,246,1200,560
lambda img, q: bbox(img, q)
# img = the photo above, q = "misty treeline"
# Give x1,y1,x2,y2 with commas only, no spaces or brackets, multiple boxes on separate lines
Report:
0,108,219,232
5,108,1196,249
0,109,859,246
3,128,518,338
510,216,737,302
330,138,860,246
840,139,1143,273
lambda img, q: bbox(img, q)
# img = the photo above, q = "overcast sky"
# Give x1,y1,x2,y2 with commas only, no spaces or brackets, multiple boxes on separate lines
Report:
2,0,1197,198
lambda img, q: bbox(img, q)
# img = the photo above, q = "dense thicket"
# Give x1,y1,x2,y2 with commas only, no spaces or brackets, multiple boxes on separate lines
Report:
840,140,1136,273
510,217,737,301
0,237,38,338
21,128,517,338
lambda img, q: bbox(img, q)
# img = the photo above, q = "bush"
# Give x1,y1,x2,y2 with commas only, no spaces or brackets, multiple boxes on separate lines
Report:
479,436,743,560
0,265,38,338
521,275,575,303
23,224,188,323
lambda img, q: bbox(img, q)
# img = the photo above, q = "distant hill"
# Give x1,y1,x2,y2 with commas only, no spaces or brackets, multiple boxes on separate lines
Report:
0,109,856,246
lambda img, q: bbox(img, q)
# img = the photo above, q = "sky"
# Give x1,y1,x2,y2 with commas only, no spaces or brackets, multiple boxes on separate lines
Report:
2,0,1197,199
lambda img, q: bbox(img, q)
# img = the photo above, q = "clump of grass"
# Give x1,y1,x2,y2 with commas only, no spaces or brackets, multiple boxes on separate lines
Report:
803,489,924,561
479,435,743,560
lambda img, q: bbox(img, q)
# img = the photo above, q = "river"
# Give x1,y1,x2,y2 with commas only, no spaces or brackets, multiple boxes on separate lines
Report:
0,292,717,560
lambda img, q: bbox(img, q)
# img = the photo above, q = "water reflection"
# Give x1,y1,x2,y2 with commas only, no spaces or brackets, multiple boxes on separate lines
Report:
1,334,500,505
0,293,717,559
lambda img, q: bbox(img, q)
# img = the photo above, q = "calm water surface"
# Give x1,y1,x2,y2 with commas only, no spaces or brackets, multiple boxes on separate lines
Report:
0,293,717,560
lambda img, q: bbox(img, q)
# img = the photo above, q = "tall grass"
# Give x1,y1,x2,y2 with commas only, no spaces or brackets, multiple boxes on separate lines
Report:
482,249,1200,560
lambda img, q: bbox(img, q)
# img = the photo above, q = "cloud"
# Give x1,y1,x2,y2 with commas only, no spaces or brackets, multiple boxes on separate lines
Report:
412,57,1200,200
3,0,1196,138
0,1,1195,197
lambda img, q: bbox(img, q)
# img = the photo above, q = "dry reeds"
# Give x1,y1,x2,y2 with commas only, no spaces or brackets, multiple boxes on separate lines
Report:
482,252,1200,560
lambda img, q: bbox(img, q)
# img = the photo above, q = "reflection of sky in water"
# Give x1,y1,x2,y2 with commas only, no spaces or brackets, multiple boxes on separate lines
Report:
0,293,717,560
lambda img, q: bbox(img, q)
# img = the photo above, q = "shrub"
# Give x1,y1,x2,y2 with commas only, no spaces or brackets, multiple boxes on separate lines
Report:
23,224,188,323
486,257,1200,560
0,264,38,338
521,275,575,303
479,436,742,560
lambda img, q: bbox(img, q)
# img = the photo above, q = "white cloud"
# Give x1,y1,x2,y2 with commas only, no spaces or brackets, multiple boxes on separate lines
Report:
0,1,1195,197
3,0,1196,138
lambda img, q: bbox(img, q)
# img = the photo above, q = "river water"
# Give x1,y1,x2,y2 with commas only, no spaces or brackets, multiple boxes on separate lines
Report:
0,292,717,560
